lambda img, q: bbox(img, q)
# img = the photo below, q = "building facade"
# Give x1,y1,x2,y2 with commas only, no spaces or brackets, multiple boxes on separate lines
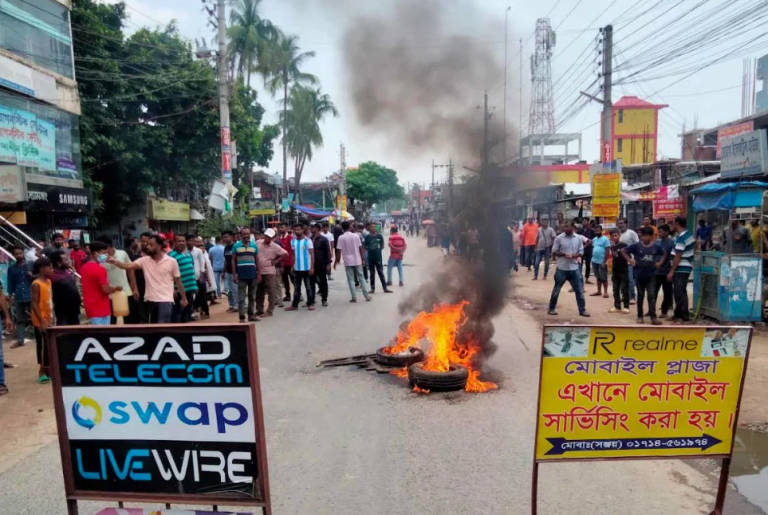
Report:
0,0,91,242
612,96,667,166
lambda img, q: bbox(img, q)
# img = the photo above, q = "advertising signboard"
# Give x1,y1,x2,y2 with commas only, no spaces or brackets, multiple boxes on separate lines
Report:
150,199,190,221
652,196,686,219
48,324,271,515
532,325,751,514
591,173,621,218
720,129,768,179
717,121,754,158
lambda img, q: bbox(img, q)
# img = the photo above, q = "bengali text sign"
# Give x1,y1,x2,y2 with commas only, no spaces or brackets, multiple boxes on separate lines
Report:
535,325,750,461
591,173,621,218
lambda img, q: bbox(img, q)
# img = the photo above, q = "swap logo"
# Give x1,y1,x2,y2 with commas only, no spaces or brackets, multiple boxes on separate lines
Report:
72,396,103,430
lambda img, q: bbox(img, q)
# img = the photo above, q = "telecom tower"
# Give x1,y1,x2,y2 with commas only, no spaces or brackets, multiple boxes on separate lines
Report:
528,19,556,136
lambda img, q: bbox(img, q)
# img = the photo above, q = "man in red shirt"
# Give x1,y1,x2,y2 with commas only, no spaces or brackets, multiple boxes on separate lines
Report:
81,241,122,325
520,216,540,272
387,227,408,287
69,241,87,274
274,223,295,304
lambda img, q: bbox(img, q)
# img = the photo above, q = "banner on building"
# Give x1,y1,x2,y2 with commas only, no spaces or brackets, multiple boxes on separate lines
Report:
591,174,621,218
535,325,750,461
622,184,680,202
653,197,686,219
720,129,768,179
150,199,190,221
0,106,57,171
717,121,754,158
48,324,271,512
0,164,26,203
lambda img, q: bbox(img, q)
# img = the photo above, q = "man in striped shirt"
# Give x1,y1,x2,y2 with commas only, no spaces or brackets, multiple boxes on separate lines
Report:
169,234,197,323
667,216,694,323
233,227,261,322
286,223,315,311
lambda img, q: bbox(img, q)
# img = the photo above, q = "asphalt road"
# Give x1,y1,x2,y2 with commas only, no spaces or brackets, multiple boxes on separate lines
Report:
0,235,762,515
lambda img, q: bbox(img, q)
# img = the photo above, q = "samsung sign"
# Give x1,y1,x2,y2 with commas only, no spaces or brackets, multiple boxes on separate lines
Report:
26,184,92,212
721,129,768,179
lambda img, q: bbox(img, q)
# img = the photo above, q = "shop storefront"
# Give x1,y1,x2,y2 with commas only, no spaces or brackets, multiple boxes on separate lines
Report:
24,182,92,242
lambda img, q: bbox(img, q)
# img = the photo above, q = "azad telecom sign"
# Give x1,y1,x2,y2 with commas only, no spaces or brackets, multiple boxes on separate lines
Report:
535,325,750,461
48,325,271,515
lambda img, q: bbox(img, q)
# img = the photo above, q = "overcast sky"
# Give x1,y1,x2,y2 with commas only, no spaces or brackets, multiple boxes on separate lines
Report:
104,0,766,187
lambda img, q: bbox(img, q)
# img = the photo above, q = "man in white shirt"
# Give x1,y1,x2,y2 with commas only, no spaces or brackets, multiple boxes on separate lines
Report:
617,219,639,303
96,236,138,322
334,221,371,302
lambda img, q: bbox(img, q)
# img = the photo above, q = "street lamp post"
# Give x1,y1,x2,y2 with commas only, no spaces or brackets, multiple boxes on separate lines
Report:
503,6,511,163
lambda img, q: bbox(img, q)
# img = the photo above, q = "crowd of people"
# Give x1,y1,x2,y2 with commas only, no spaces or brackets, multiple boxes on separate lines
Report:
0,221,410,395
509,214,700,324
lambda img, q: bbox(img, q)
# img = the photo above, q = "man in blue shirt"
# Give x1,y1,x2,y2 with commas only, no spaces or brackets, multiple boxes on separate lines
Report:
696,219,713,251
208,236,226,298
7,246,32,348
286,223,315,311
232,227,260,323
588,225,610,298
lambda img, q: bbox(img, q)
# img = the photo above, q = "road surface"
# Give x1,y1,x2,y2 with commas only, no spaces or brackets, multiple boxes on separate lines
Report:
0,235,761,514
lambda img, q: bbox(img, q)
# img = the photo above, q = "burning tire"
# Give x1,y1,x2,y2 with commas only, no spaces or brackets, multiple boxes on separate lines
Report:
375,346,425,367
408,362,469,391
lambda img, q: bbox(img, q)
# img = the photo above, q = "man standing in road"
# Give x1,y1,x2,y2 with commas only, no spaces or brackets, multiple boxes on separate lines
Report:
311,224,331,306
255,228,287,317
533,218,556,280
108,234,186,323
589,225,611,298
233,227,261,322
365,222,392,294
520,216,539,271
654,223,675,319
169,234,197,323
667,216,695,324
618,218,639,304
321,222,335,280
547,220,589,317
275,223,295,304
387,226,407,287
579,219,596,284
286,223,315,311
31,257,53,384
7,246,32,349
722,219,753,254
81,241,122,326
209,236,226,298
222,230,237,312
96,236,138,323
335,221,371,302
42,233,65,258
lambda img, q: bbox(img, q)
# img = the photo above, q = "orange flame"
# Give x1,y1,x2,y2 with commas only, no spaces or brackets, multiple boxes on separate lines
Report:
389,300,497,393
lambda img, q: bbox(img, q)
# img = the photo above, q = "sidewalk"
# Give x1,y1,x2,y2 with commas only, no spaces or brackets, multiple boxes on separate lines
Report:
509,265,768,429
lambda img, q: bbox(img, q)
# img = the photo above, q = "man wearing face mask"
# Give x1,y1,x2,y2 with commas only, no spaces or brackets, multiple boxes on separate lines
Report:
81,241,122,325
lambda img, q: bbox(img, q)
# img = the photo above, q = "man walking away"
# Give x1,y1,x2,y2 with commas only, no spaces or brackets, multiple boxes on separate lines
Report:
321,222,335,280
49,250,81,325
233,227,261,322
286,223,315,311
387,226,407,287
108,235,185,324
222,231,237,312
654,224,675,319
186,233,205,320
533,218,556,280
209,236,226,297
275,224,295,303
335,221,371,302
608,229,631,314
310,224,331,306
81,241,121,326
195,237,212,319
621,227,665,325
7,246,32,348
31,257,53,384
667,216,695,323
467,226,481,262
169,235,197,323
547,221,589,317
521,216,539,271
365,223,392,294
589,225,611,298
256,228,287,316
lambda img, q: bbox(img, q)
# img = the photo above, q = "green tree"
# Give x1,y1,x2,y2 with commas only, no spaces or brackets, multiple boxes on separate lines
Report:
346,161,405,218
227,0,275,85
260,32,317,193
282,86,338,202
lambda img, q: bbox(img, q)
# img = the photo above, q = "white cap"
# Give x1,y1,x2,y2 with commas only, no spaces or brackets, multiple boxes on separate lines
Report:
264,228,276,238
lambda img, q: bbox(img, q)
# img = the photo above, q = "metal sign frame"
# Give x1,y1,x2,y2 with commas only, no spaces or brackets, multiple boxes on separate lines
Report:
531,324,753,515
48,324,272,515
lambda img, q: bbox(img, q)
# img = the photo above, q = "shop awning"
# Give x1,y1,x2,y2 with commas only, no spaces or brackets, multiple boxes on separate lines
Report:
690,181,768,211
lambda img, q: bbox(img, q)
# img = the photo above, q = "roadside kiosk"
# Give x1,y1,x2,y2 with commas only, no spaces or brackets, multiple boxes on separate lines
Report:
690,182,768,322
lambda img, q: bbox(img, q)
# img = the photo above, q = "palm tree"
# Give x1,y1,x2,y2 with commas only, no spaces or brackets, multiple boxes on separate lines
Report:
227,0,275,85
282,86,338,202
261,32,317,195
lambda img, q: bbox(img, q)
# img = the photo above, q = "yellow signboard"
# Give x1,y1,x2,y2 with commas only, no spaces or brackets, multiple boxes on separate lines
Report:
150,199,190,221
591,173,621,218
249,209,274,216
535,325,751,461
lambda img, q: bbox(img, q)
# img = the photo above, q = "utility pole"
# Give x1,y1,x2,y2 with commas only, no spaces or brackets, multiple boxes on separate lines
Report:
448,159,454,220
338,142,347,217
503,6,511,163
519,37,523,153
216,0,231,184
431,159,435,189
482,91,490,172
601,24,613,163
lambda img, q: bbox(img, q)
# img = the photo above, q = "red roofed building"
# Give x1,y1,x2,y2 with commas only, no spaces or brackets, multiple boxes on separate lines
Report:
610,96,667,165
